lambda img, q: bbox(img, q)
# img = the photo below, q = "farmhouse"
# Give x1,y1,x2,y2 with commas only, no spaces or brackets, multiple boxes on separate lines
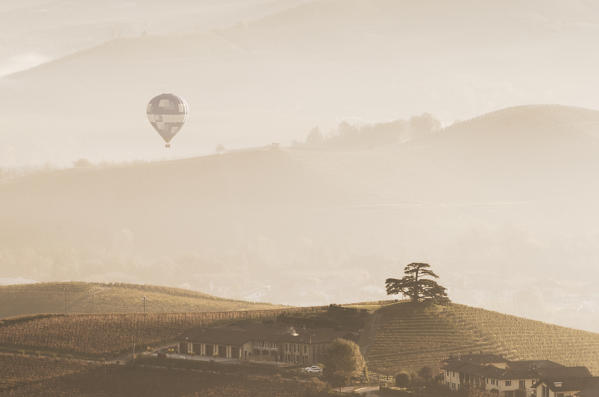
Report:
442,354,593,397
179,323,346,365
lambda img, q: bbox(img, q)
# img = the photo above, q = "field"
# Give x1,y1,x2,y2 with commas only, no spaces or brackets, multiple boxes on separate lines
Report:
0,353,93,392
0,307,326,358
365,303,599,375
2,364,328,397
3,300,599,385
0,282,280,318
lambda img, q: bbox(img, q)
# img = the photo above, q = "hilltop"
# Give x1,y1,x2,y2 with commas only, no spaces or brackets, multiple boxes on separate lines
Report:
1,300,598,377
0,282,279,318
364,302,599,376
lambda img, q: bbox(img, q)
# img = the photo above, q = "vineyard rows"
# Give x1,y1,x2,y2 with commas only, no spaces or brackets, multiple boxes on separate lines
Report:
0,307,326,357
366,303,599,375
0,282,279,317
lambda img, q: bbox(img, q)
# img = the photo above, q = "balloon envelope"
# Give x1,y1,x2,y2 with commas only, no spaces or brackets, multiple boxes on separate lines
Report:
146,93,188,147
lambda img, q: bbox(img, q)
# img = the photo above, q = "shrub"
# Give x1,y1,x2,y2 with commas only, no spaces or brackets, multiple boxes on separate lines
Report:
322,339,367,386
395,372,410,388
418,366,433,382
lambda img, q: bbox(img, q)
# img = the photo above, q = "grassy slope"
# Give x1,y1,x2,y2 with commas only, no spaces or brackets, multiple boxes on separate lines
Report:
6,364,317,397
0,282,279,318
365,302,599,376
0,353,94,392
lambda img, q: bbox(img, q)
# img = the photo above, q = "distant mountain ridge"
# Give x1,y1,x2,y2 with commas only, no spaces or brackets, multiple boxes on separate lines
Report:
2,0,599,167
0,0,310,77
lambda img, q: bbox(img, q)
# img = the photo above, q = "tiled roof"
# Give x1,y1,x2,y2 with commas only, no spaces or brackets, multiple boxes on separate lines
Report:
536,367,592,380
446,354,508,365
182,323,346,346
535,377,599,393
183,327,252,345
449,363,536,380
577,377,599,397
508,360,563,370
444,354,590,382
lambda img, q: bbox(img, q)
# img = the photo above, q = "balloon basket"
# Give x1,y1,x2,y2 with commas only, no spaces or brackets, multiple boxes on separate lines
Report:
165,143,171,148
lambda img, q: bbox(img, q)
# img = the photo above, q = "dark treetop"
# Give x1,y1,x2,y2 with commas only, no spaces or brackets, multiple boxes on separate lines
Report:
385,262,450,305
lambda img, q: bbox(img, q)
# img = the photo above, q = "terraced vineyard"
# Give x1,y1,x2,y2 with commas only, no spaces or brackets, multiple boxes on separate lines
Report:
0,282,280,318
365,303,599,375
0,307,325,358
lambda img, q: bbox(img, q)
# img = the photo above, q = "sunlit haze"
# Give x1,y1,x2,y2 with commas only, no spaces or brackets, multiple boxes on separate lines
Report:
1,0,599,336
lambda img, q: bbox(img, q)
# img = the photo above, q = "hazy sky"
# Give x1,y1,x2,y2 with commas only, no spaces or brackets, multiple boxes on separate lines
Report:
1,0,599,168
1,1,599,334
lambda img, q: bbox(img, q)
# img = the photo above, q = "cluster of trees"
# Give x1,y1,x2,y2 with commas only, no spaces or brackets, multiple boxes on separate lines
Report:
319,338,441,390
303,113,441,149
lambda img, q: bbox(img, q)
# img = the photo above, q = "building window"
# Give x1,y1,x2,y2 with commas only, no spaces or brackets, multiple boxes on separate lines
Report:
505,380,511,387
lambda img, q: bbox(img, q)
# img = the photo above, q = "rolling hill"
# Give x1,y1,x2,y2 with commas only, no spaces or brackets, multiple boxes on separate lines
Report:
2,105,599,332
0,307,322,358
364,302,599,376
0,282,279,318
0,0,309,77
1,300,598,377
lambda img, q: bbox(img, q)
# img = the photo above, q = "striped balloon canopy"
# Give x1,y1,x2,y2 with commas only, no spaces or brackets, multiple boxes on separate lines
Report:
146,93,188,148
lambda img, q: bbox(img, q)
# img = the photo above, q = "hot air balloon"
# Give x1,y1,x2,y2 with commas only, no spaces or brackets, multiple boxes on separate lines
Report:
146,93,188,148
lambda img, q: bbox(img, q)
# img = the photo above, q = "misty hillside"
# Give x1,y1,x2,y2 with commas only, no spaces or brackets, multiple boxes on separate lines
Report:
365,302,599,375
0,282,278,318
0,0,309,77
2,105,599,332
2,0,599,166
